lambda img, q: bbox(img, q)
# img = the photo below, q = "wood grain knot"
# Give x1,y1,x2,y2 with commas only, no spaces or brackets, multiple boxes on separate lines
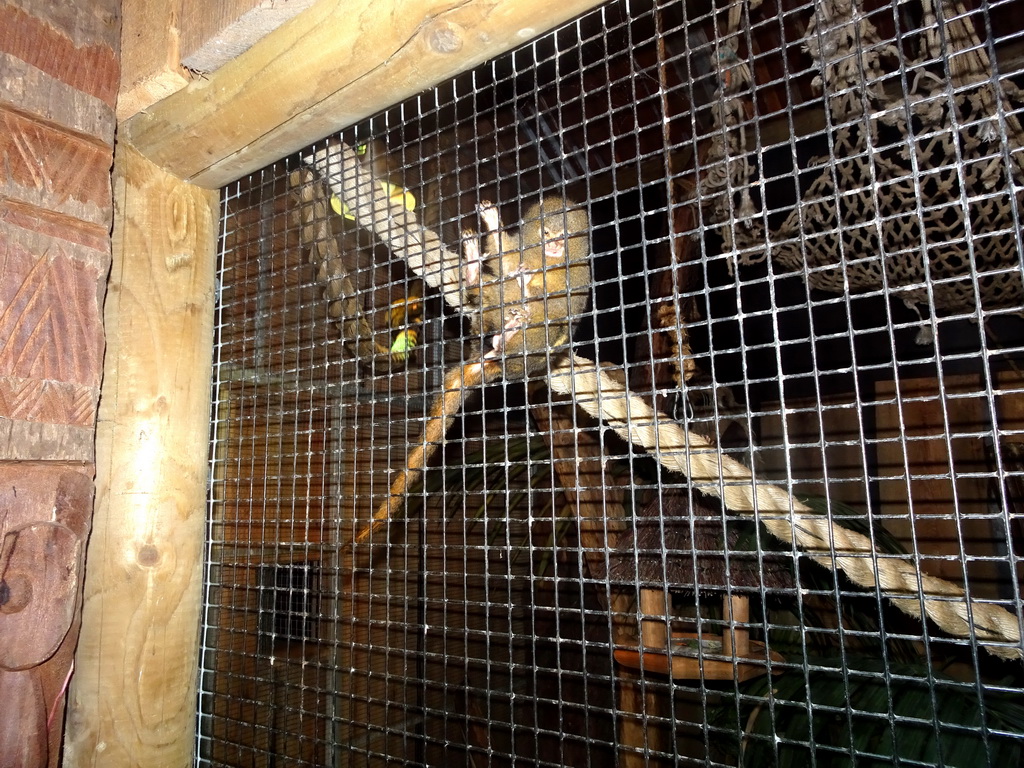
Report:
165,252,193,271
0,574,32,613
426,21,463,54
137,544,160,567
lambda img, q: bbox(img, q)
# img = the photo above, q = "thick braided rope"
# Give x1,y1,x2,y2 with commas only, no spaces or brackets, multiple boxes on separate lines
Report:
550,354,1023,660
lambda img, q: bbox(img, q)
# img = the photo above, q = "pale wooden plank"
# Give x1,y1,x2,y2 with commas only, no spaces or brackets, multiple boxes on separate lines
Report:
118,0,188,121
64,143,218,766
178,0,261,62
180,0,318,73
124,0,608,188
875,375,1002,597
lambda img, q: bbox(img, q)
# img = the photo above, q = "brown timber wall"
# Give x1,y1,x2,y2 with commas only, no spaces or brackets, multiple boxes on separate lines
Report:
0,0,120,765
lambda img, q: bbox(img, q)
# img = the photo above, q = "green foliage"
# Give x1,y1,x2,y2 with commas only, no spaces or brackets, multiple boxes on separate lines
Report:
712,495,1024,767
720,658,1024,767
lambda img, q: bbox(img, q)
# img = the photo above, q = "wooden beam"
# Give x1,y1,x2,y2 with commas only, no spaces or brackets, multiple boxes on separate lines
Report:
64,143,218,766
180,0,318,74
118,0,189,121
124,0,608,188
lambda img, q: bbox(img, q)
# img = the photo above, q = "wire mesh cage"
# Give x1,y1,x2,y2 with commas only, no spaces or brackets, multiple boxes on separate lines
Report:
201,0,1024,765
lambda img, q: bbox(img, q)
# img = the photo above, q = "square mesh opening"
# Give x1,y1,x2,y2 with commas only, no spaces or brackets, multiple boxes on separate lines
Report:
200,0,1024,765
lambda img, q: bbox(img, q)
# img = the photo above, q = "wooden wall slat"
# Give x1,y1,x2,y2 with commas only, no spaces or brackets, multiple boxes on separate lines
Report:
0,2,118,761
0,3,119,108
875,375,1005,597
0,105,116,225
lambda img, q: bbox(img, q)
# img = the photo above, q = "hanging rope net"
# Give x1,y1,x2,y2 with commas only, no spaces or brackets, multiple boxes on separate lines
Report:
705,0,1024,321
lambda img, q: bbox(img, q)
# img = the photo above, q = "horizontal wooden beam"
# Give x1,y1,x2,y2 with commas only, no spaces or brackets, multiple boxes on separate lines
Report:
124,0,608,189
180,0,319,73
117,0,189,122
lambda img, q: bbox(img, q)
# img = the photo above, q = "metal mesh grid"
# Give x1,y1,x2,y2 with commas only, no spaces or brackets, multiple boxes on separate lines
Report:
200,0,1024,765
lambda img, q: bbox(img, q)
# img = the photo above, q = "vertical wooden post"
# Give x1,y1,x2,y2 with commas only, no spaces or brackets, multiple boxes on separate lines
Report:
64,143,218,766
724,595,750,659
